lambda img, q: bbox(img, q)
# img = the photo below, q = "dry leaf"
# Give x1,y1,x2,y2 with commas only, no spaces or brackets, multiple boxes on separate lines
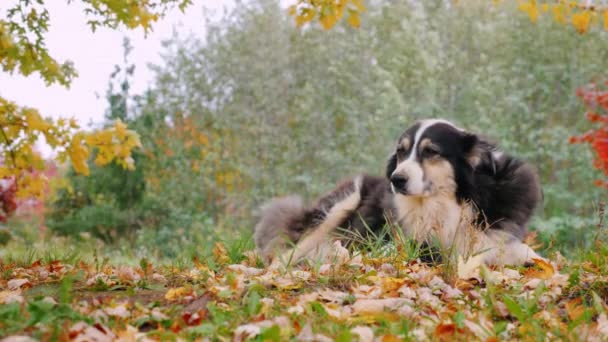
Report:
434,323,464,339
351,326,374,342
7,279,30,290
213,242,230,265
565,298,585,321
524,258,555,280
457,254,484,279
0,290,24,304
165,287,191,301
380,334,401,342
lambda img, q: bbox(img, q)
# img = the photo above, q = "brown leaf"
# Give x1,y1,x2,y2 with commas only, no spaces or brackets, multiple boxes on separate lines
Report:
454,278,475,291
434,323,465,340
48,260,64,273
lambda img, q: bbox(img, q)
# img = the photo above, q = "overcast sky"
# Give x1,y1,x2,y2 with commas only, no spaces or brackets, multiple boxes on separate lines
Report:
0,0,230,128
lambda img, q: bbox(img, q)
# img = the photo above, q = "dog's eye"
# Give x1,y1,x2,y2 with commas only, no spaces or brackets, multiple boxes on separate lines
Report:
422,147,440,158
396,147,406,158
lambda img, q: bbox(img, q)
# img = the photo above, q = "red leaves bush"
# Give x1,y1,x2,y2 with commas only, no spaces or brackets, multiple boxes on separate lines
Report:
570,80,608,189
0,180,17,223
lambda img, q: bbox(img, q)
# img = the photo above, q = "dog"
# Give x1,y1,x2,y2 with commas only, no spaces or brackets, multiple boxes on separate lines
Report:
254,119,543,269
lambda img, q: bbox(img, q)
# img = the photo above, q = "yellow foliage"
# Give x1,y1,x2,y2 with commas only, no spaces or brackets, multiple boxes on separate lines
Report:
571,10,592,33
551,3,568,24
289,0,365,30
519,2,539,23
516,1,608,33
0,97,140,197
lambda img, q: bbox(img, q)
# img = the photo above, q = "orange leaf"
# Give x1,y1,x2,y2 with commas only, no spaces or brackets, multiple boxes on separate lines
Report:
434,323,465,340
523,258,554,280
565,298,585,321
380,334,402,342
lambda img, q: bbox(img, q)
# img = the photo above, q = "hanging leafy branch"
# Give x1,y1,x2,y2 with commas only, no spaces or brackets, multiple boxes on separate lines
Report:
0,0,191,220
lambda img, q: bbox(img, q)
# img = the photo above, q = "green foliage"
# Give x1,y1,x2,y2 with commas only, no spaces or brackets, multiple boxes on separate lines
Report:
40,0,608,256
133,0,606,252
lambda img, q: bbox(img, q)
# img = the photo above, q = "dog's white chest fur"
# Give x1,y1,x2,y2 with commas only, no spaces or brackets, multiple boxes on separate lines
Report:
393,193,470,248
392,193,542,267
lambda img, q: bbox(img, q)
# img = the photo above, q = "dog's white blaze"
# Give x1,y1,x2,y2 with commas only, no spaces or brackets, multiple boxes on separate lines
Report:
407,119,456,162
270,176,363,269
393,119,457,195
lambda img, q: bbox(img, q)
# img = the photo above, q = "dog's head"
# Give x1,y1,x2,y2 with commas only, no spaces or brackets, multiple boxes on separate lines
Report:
386,119,494,198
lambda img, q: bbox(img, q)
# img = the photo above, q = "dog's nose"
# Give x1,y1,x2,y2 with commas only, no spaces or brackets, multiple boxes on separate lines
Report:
390,174,408,190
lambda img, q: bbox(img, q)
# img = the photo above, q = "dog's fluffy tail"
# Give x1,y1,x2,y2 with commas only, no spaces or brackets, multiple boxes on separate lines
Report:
254,196,307,263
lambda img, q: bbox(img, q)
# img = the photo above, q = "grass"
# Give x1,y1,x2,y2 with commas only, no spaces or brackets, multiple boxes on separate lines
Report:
1,216,608,340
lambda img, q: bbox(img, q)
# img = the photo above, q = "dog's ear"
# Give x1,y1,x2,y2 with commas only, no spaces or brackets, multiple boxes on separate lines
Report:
463,133,496,172
386,152,397,179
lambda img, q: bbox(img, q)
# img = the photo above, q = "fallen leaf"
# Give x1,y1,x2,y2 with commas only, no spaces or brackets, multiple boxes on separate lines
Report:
352,298,414,317
380,334,401,342
457,254,484,279
524,258,555,280
7,279,30,290
0,290,24,304
565,298,585,321
351,326,374,342
213,242,230,265
165,287,191,301
104,302,130,318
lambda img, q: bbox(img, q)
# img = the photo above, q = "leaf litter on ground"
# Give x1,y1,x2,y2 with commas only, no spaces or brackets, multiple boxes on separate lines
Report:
1,240,608,341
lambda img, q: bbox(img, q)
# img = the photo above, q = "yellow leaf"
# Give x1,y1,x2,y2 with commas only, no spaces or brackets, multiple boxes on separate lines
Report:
25,110,50,131
320,14,337,30
518,2,539,23
114,119,128,140
213,242,230,265
604,11,608,31
296,8,316,27
347,11,361,28
164,287,190,301
523,258,555,280
572,10,592,34
551,4,567,24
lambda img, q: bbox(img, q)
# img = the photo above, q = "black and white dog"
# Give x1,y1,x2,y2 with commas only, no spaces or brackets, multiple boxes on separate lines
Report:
254,119,543,268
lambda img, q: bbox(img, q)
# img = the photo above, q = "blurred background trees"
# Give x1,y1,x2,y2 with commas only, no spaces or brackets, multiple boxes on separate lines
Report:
3,0,607,259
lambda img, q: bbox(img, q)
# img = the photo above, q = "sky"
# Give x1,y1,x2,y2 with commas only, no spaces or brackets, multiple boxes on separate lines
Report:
0,0,230,128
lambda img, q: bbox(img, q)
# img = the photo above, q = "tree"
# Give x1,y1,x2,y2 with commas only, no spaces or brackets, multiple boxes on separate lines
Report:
0,0,191,220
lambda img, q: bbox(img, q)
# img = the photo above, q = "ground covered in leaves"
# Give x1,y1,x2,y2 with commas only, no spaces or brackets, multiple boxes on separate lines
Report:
2,241,608,341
